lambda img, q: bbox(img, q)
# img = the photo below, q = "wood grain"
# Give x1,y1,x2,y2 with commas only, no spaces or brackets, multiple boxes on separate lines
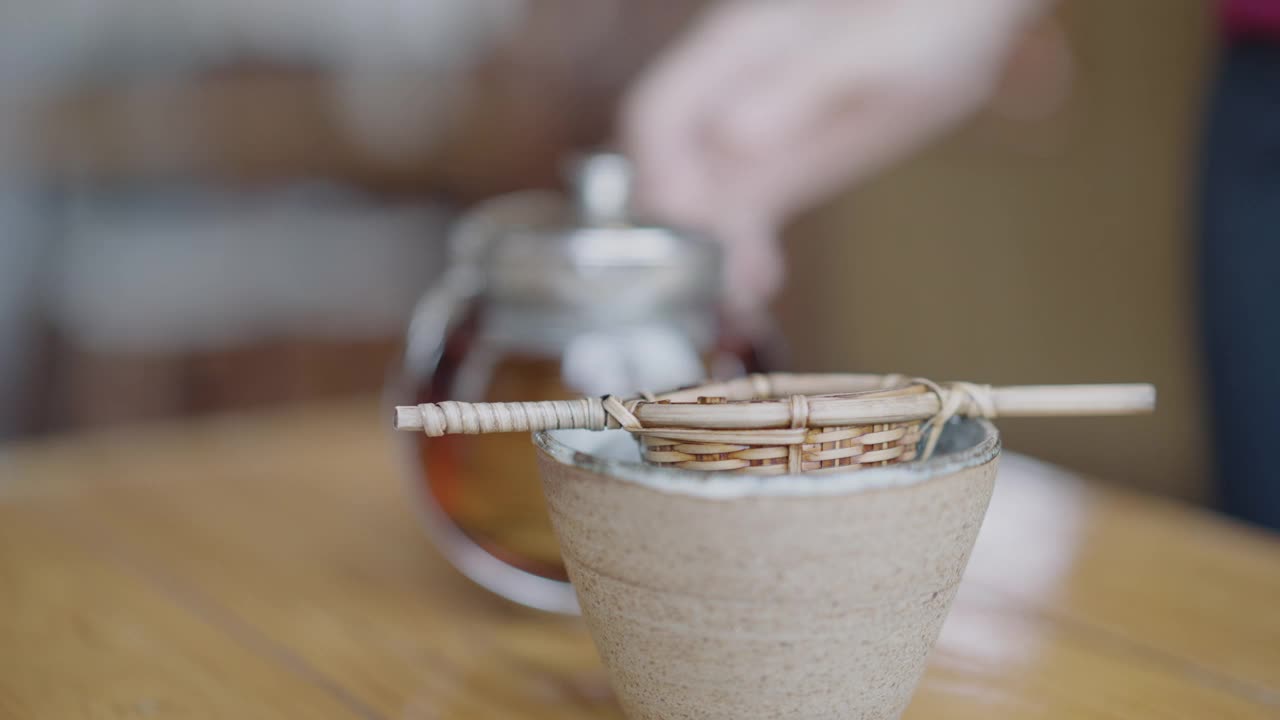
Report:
0,511,369,719
2,397,1277,718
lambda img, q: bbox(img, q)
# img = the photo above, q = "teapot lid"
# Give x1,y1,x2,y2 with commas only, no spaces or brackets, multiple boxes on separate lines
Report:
475,152,723,311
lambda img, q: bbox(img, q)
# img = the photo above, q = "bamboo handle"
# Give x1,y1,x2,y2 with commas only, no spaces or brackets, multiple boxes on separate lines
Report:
394,398,609,437
987,384,1155,417
394,382,1156,434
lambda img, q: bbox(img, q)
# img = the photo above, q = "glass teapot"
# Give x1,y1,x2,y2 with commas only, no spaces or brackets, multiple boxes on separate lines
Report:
395,152,774,612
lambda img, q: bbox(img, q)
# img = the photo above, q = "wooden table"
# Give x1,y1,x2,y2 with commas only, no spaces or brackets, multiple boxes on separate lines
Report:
2,398,1277,719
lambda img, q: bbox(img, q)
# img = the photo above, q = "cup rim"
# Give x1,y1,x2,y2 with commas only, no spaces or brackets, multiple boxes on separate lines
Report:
533,418,1000,500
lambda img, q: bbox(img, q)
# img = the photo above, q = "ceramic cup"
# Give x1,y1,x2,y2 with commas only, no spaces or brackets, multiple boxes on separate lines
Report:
533,419,1000,720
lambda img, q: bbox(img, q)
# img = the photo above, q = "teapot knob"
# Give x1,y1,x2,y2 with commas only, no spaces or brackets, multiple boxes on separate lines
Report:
571,151,633,226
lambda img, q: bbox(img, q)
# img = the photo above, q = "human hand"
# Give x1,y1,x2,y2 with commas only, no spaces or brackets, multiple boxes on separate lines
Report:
622,0,1053,312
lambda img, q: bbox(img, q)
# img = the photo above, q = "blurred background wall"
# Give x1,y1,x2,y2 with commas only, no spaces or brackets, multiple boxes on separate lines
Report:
2,1,1212,499
780,1,1213,500
1,0,700,434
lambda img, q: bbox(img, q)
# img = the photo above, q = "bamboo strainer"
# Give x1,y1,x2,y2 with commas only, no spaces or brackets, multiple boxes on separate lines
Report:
394,373,1155,475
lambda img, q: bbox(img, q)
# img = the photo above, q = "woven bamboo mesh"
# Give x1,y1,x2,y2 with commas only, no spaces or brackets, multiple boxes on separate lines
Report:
639,422,921,475
632,375,927,475
394,373,1156,475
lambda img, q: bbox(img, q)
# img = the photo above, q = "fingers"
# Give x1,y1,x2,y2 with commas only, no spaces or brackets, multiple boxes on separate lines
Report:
621,1,789,225
989,17,1074,121
721,52,991,218
710,209,784,315
620,0,1040,310
622,1,799,312
713,6,894,156
740,94,959,218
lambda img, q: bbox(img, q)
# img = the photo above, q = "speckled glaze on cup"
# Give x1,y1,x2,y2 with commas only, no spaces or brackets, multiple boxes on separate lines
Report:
533,419,1000,720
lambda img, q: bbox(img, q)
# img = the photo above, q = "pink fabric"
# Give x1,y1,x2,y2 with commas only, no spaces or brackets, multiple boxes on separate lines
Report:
1222,0,1280,37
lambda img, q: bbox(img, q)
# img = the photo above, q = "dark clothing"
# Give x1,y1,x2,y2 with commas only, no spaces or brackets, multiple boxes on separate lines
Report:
1199,40,1280,529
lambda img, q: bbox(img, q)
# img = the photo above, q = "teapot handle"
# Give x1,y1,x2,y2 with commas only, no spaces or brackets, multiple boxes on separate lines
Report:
403,190,570,379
